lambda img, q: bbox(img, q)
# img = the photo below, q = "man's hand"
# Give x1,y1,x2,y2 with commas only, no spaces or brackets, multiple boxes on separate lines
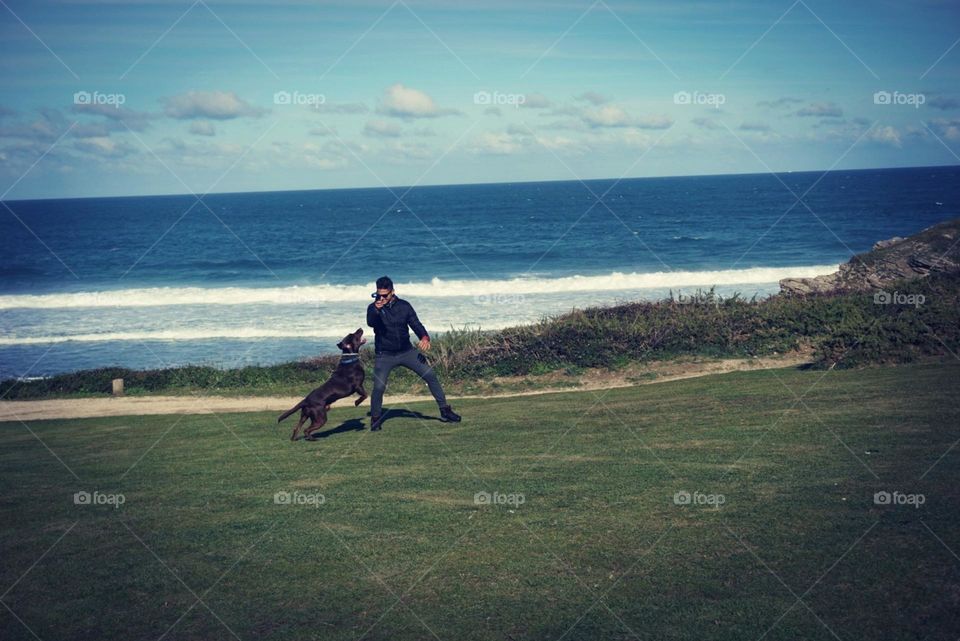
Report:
418,336,430,351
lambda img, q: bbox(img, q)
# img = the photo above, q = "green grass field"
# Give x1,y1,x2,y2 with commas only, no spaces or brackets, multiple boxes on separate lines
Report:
2,362,959,640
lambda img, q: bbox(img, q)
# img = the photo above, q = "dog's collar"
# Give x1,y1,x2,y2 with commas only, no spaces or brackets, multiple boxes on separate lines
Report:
339,354,361,364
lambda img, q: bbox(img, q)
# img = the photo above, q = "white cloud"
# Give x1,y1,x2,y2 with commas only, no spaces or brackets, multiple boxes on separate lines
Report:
382,140,434,163
153,137,245,168
363,119,402,137
304,156,349,170
583,106,632,127
162,91,268,120
796,102,843,118
545,105,585,117
519,93,551,109
71,103,154,132
928,118,960,141
74,136,137,158
757,97,803,109
582,106,672,129
377,83,458,119
0,108,67,142
312,102,369,115
535,134,585,153
634,114,673,129
866,125,902,146
692,117,719,130
319,139,370,155
618,128,657,148
189,120,216,136
928,96,960,111
471,131,526,155
541,118,586,131
575,91,608,105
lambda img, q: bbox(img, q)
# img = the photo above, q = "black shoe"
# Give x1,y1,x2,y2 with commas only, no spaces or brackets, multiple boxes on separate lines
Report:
439,405,461,423
370,415,384,431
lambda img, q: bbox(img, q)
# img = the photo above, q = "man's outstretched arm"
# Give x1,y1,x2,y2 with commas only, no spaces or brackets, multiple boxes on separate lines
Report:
406,303,431,351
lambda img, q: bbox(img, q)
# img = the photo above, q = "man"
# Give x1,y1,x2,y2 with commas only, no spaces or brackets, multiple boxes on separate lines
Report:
366,275,461,431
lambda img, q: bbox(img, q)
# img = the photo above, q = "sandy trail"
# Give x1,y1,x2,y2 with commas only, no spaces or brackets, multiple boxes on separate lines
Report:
0,355,810,422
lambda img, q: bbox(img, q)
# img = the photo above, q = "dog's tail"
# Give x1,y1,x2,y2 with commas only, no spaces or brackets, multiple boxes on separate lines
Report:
277,401,304,423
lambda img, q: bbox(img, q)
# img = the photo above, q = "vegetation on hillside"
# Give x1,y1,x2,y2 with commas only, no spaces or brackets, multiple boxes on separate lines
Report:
2,271,957,400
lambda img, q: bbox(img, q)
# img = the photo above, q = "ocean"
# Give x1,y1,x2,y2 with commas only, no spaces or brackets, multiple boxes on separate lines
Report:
1,165,957,378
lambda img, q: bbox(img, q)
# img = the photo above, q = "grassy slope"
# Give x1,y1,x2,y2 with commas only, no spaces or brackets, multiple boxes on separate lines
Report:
1,362,958,640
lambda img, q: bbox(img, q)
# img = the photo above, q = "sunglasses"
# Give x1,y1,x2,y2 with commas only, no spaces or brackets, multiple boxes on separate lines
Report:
371,291,393,300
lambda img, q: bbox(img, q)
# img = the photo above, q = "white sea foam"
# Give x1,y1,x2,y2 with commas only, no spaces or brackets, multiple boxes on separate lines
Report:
0,265,838,309
0,328,354,345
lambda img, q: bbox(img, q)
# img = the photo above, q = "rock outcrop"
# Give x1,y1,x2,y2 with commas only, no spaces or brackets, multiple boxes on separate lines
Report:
779,217,960,295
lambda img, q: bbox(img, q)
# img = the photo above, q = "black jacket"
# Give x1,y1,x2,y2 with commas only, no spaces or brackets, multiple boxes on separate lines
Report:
366,296,429,354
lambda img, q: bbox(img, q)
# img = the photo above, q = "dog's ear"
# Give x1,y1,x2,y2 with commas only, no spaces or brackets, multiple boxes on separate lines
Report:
336,341,344,350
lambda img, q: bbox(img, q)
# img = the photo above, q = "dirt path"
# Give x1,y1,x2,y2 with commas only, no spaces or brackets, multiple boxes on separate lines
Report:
0,355,810,422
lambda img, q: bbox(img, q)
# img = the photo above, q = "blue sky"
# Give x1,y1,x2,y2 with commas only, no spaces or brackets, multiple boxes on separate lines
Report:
1,0,959,199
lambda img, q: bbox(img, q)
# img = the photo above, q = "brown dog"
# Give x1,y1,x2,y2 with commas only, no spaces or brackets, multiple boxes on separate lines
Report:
278,328,368,440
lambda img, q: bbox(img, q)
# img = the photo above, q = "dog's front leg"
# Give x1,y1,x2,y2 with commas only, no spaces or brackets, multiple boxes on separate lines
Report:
291,411,308,441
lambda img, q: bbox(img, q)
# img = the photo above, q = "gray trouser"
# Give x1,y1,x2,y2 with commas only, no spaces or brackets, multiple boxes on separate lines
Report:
370,348,447,417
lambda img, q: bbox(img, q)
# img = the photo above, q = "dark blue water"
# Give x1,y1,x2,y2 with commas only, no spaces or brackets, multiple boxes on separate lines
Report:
1,166,957,377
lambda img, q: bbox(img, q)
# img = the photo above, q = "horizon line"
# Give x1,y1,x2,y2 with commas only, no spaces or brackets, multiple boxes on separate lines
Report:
4,161,959,204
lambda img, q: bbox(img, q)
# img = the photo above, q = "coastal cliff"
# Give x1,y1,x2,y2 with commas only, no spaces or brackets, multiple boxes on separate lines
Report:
780,217,960,295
